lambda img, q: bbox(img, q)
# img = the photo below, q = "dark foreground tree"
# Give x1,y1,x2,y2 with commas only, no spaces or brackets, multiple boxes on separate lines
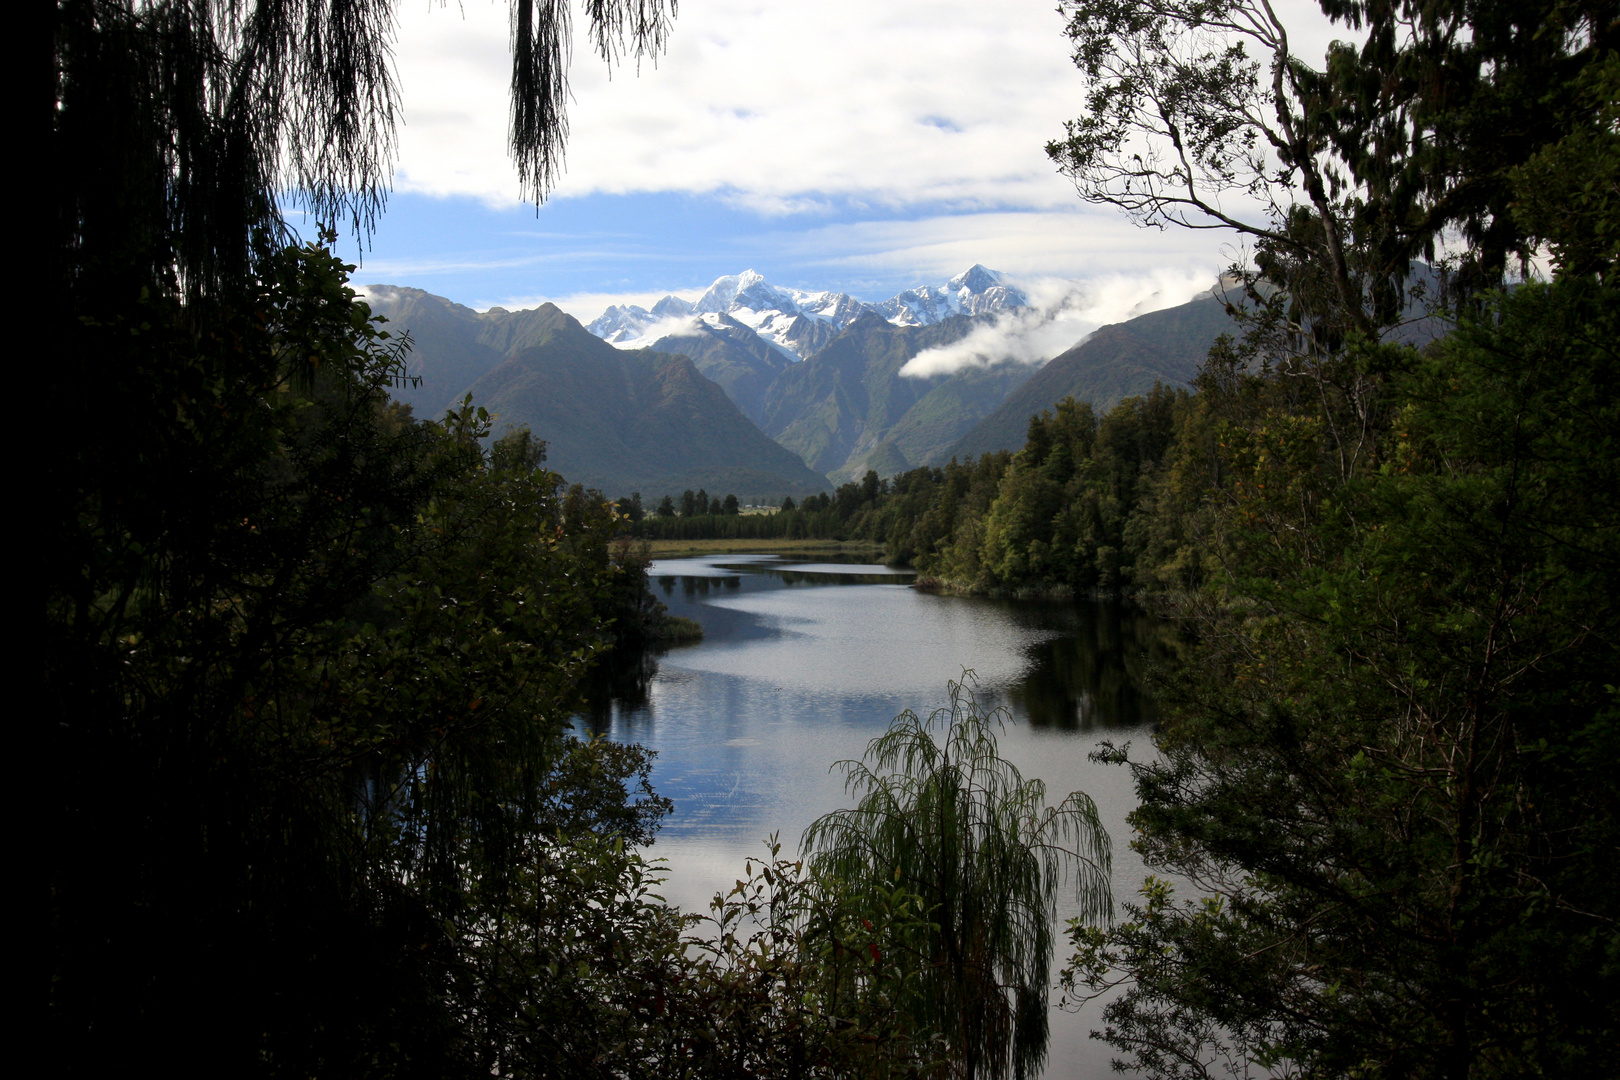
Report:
1048,0,1617,334
45,3,681,1071
45,238,682,1074
1048,2,1620,1076
1066,275,1620,1079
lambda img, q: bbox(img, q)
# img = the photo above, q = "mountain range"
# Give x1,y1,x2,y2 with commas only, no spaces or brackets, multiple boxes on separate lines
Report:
587,265,1028,361
756,312,1036,485
948,291,1239,460
359,266,1244,498
359,286,829,497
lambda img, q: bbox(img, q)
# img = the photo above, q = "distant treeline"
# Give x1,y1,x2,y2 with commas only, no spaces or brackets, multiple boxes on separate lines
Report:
622,379,1190,597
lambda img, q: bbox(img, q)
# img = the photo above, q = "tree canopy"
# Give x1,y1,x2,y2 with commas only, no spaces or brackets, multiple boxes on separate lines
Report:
1038,2,1620,1076
1047,0,1618,333
44,0,1620,1074
44,3,686,1073
49,0,677,300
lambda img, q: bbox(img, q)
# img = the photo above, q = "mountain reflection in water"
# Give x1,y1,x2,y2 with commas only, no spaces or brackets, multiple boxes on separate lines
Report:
583,553,1179,735
577,553,1179,1079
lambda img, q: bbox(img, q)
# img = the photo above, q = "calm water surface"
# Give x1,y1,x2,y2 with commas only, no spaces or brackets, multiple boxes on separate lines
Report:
582,554,1181,1079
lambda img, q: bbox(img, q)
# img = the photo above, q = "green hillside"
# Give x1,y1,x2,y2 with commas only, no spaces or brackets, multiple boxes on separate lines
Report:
359,286,509,418
468,313,830,497
360,287,828,498
760,313,1035,484
647,313,792,425
948,291,1239,459
358,280,1236,493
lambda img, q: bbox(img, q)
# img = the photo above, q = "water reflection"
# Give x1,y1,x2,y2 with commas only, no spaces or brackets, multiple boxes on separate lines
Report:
586,554,1175,744
580,553,1177,1079
576,646,656,737
1010,601,1181,730
662,574,746,601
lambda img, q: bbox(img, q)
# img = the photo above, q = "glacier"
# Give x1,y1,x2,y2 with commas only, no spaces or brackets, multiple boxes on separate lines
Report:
588,264,1030,360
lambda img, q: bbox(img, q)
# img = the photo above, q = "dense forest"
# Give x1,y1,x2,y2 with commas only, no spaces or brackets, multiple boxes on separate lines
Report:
45,0,1617,1078
625,382,1187,600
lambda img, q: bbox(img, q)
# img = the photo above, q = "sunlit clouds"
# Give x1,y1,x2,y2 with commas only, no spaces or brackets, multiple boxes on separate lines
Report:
899,268,1217,378
392,1,1088,209
357,0,1342,317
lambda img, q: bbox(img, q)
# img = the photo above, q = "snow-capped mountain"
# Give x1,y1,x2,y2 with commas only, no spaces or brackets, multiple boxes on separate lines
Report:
585,293,696,343
872,265,1029,327
588,265,1029,359
585,305,651,343
685,270,875,360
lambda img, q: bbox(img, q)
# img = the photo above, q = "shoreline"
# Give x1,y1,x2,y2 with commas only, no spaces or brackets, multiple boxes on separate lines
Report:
642,537,889,558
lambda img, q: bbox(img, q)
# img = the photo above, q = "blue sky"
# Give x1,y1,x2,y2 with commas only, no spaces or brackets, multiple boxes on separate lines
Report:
333,189,1229,317
320,0,1344,324
346,190,1007,306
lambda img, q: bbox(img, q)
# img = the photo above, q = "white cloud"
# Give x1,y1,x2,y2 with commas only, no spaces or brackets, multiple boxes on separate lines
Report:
390,0,1349,215
391,1,1096,209
488,249,1224,337
605,312,710,347
900,267,1216,378
352,283,403,305
362,1,1358,304
774,211,1234,285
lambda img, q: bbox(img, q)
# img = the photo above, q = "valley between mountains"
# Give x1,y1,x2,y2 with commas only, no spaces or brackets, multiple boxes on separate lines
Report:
360,266,1241,499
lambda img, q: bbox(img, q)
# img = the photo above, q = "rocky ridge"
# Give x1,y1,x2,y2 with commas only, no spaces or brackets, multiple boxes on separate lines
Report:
587,264,1029,360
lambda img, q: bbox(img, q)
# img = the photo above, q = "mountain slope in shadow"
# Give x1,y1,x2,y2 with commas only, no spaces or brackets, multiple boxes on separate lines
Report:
949,292,1240,460
646,312,794,427
761,312,1036,484
358,286,828,498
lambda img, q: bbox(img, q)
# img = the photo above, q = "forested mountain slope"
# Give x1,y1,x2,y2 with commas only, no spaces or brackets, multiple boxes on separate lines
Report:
362,277,1225,491
360,278,1241,492
357,286,513,418
760,312,1036,484
950,291,1238,459
468,309,829,498
646,312,794,426
360,287,828,497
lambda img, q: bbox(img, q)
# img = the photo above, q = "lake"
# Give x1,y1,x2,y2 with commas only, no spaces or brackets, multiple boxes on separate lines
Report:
580,553,1181,1078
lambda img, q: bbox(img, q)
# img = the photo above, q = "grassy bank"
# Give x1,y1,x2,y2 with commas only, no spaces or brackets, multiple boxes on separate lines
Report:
643,537,888,558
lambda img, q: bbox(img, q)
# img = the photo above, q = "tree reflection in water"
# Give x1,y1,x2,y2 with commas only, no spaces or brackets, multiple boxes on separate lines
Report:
1007,600,1184,730
586,557,1180,738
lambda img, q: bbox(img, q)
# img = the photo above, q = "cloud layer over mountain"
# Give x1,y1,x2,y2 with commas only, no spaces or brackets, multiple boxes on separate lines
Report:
900,269,1220,378
339,1,1348,321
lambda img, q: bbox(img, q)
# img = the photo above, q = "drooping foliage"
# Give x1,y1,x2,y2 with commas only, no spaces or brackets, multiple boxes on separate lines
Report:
48,0,676,301
803,679,1113,1080
45,237,681,1073
45,3,688,1064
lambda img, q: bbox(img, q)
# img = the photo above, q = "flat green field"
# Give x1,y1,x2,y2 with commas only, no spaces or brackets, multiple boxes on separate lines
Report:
643,537,886,558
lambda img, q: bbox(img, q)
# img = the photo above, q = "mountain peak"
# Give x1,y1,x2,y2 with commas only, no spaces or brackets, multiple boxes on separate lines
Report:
651,294,695,319
949,264,1003,294
695,269,771,314
870,264,1028,327
587,264,1030,353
